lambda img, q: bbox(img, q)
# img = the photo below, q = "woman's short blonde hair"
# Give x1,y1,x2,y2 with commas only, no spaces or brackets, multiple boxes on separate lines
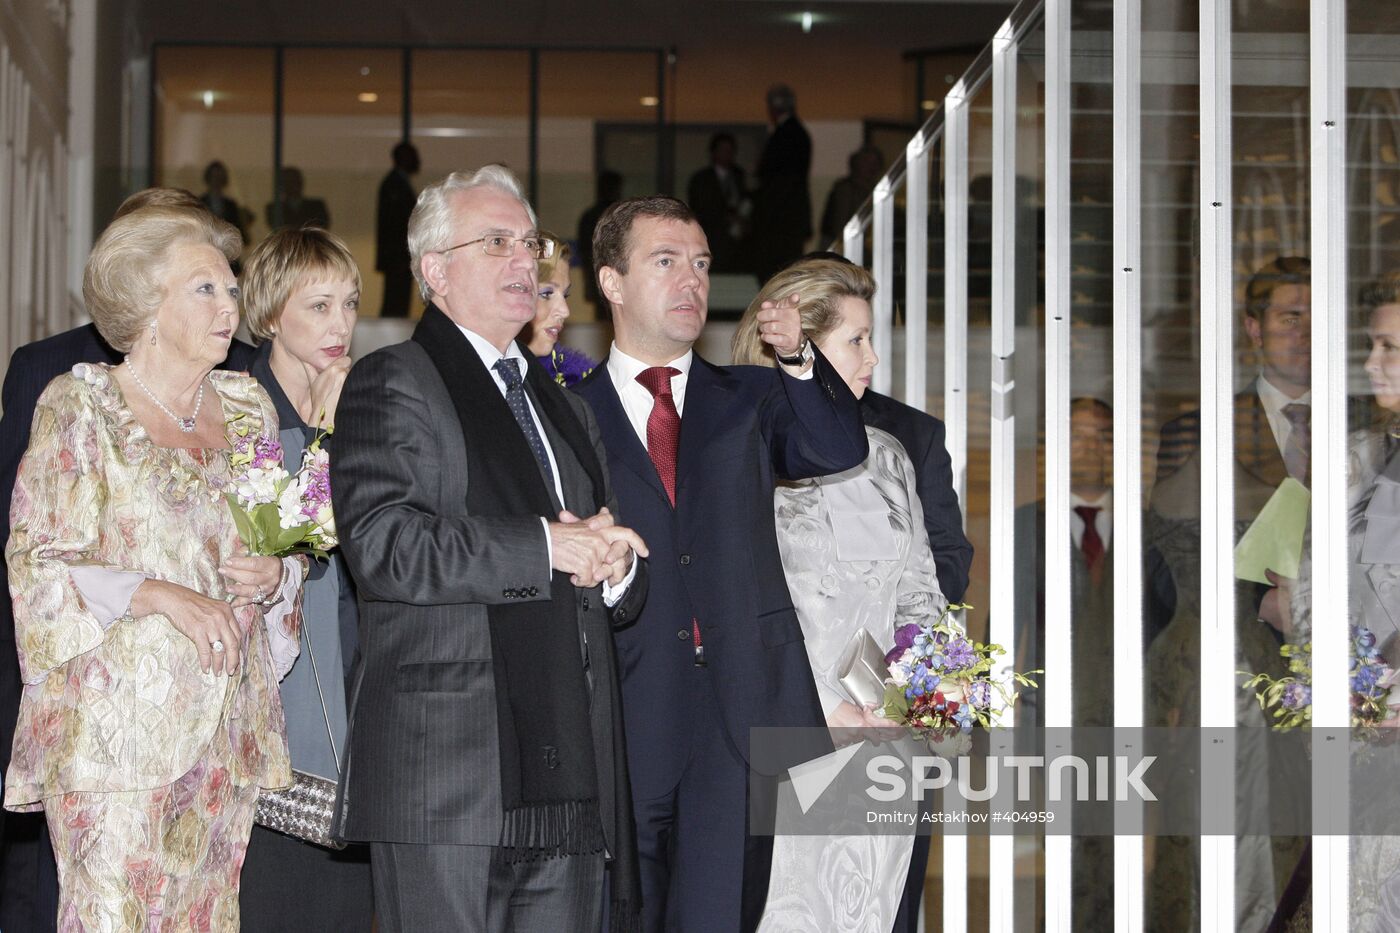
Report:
83,205,242,352
240,227,362,343
731,258,876,367
537,232,572,284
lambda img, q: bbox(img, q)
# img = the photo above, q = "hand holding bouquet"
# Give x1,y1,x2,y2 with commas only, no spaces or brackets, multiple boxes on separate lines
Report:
1242,625,1400,731
880,603,1039,754
226,419,338,559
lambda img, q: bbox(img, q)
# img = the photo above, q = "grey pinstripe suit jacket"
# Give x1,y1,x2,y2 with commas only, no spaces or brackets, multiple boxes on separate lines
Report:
329,339,645,849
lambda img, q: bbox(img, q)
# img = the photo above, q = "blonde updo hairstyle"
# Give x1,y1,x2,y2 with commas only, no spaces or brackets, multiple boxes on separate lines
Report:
731,258,876,367
240,226,362,344
82,204,242,352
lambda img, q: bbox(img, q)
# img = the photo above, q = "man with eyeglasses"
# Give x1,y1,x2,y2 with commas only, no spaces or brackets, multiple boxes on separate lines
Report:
329,165,650,931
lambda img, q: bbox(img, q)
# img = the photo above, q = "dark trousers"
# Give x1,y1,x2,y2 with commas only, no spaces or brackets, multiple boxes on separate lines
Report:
379,265,414,318
240,825,373,931
893,833,931,932
371,840,603,933
0,811,59,933
632,670,773,933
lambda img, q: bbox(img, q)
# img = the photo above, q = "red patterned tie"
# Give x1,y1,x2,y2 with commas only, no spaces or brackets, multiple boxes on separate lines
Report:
636,366,681,505
636,366,704,663
1075,505,1105,584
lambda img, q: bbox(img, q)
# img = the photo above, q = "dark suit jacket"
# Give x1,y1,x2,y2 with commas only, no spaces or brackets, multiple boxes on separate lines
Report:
687,165,746,271
330,332,646,848
0,325,254,782
375,170,416,272
754,116,813,244
573,350,867,796
860,390,973,602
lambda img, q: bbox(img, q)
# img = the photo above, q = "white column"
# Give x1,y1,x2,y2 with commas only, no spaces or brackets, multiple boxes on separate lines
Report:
67,0,96,319
1112,0,1145,928
1309,0,1350,928
872,176,895,396
904,132,931,410
843,216,865,266
988,18,1018,933
1042,0,1074,925
942,76,971,933
1198,0,1238,927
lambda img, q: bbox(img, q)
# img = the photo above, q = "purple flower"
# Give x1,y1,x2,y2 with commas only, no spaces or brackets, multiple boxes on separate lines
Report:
893,623,920,651
944,637,977,670
968,681,992,708
1282,682,1311,710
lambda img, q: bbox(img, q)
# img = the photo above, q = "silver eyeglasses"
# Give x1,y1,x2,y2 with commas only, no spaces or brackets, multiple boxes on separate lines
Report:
439,235,555,260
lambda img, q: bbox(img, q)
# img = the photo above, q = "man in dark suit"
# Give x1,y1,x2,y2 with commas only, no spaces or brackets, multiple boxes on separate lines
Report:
376,142,420,317
686,132,748,273
1146,257,1314,928
330,166,648,932
0,188,254,933
573,196,868,932
860,389,973,603
751,84,813,283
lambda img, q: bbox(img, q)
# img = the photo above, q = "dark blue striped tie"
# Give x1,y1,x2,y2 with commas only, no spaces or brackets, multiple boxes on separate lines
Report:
493,357,556,492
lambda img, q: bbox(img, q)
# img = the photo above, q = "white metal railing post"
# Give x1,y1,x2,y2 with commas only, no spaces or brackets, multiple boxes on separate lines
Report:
1199,0,1238,926
905,133,931,410
942,75,971,933
989,17,1018,933
1112,0,1145,927
843,216,865,265
1310,0,1349,928
872,177,896,397
1043,0,1073,925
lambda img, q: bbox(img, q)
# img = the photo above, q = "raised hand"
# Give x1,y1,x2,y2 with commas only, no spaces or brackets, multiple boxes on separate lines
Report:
755,293,806,361
308,355,353,428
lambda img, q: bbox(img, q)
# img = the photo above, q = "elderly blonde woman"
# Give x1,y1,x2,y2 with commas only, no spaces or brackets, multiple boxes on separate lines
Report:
4,204,302,930
732,258,946,932
236,226,372,929
525,233,596,386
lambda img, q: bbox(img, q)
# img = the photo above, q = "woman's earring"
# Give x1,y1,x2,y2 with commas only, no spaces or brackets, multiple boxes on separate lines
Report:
149,321,157,346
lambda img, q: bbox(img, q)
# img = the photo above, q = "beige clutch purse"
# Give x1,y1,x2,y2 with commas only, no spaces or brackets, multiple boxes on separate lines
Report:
837,628,890,708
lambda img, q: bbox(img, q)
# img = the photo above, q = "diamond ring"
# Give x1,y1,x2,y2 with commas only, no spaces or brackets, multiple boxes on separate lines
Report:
211,639,225,652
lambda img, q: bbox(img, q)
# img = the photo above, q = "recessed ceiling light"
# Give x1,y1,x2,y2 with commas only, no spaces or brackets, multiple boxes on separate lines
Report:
801,11,813,33
921,100,936,110
202,90,215,109
358,92,379,103
640,96,659,107
360,66,371,77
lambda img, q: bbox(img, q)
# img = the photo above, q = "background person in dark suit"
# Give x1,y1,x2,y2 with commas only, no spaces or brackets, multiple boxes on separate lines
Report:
0,186,255,933
265,166,331,231
750,84,813,283
330,166,648,932
375,142,420,317
573,196,867,932
686,132,748,273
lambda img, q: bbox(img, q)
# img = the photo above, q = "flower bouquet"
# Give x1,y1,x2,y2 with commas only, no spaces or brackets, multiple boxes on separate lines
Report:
226,420,337,559
1242,625,1398,731
880,603,1039,754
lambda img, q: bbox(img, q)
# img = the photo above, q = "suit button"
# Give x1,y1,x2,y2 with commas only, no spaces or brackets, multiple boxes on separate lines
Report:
616,609,628,621
503,588,513,598
679,554,691,566
527,586,538,597
582,597,591,611
678,629,690,640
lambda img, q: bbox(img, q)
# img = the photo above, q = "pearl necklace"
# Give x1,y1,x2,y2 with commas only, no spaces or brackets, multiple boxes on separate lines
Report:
124,359,205,433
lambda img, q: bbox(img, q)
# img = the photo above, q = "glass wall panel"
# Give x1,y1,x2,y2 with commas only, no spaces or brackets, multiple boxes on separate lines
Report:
410,50,531,196
153,46,275,260
282,48,403,315
1346,2,1400,926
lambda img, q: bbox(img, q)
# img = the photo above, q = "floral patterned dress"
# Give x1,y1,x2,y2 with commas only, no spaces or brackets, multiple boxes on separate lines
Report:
5,363,298,932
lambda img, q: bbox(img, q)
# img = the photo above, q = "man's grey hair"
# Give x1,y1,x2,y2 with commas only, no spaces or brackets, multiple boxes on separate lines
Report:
407,164,539,302
767,84,797,116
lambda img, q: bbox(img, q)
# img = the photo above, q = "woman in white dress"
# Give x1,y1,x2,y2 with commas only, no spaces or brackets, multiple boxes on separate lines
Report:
733,258,947,932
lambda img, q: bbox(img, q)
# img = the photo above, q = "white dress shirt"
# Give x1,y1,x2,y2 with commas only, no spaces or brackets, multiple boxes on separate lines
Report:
457,324,635,601
1070,491,1112,553
605,343,694,449
1255,373,1310,459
